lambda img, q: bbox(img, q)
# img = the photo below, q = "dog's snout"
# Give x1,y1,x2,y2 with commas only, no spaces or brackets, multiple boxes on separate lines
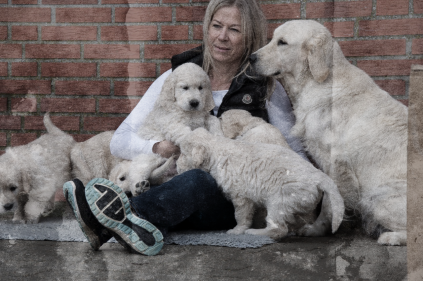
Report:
249,54,257,64
189,99,199,108
4,203,13,211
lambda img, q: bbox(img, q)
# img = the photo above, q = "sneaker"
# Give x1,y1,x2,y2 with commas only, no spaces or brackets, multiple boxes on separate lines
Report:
63,179,113,250
85,178,164,256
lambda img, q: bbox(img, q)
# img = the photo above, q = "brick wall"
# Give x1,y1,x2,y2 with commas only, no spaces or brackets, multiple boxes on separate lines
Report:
0,0,422,154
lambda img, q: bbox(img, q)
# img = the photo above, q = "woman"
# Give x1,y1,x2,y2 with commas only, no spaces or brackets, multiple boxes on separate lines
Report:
64,0,307,256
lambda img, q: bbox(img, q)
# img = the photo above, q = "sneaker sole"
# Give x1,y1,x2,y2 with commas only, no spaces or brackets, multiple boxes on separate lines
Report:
63,181,101,250
85,178,164,256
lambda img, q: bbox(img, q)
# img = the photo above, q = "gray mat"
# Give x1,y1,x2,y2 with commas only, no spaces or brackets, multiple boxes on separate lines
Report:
0,206,274,249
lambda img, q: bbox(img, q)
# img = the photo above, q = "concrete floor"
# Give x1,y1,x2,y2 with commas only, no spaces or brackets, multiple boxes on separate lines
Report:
0,230,407,281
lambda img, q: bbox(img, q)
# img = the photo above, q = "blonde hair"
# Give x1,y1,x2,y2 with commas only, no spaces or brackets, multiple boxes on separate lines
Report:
202,0,268,78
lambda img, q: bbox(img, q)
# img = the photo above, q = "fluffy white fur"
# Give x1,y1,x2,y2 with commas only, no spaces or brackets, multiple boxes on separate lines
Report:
177,128,345,240
138,62,222,144
109,154,177,197
0,114,75,223
251,20,407,245
70,131,123,185
220,109,289,147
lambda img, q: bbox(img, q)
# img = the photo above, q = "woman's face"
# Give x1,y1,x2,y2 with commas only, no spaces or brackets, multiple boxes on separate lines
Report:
207,6,245,66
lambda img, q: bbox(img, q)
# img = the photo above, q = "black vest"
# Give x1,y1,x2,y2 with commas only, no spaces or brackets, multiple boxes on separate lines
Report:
171,46,269,122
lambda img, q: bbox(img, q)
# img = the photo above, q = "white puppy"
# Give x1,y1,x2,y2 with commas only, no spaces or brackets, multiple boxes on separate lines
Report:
251,20,407,245
70,131,123,185
0,114,75,223
177,128,345,240
109,154,177,197
138,62,222,144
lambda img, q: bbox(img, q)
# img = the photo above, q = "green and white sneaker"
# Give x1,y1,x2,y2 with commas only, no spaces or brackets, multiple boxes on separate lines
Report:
84,178,164,256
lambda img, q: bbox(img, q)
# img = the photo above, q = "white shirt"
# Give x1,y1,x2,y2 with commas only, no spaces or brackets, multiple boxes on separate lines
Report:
110,69,308,161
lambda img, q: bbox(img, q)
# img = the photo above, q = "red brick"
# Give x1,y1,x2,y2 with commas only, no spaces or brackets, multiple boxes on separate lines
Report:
0,80,51,94
268,23,282,39
99,98,140,113
193,25,203,40
0,133,6,146
357,59,423,76
42,26,97,41
324,21,354,38
116,7,172,23
176,6,206,22
0,0,6,3
261,4,301,20
398,99,408,106
0,116,21,129
83,116,125,131
377,0,409,15
412,38,423,54
56,8,111,23
84,44,139,59
374,80,406,96
0,151,5,156
307,0,372,18
0,8,51,22
25,115,80,131
72,134,95,142
0,62,7,76
114,81,153,96
163,0,188,3
144,44,198,59
12,62,37,77
56,81,110,96
41,98,95,113
102,0,158,3
42,63,96,77
11,98,37,112
160,63,172,75
42,0,97,4
0,97,7,111
0,26,7,40
12,0,37,4
0,44,22,59
101,26,157,41
359,19,423,36
162,25,189,41
12,26,38,41
11,133,37,147
339,39,406,57
100,63,156,78
416,0,423,13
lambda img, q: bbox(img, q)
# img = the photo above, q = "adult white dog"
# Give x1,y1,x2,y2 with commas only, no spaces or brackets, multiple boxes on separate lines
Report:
0,114,75,223
138,62,222,144
177,128,345,240
250,20,407,245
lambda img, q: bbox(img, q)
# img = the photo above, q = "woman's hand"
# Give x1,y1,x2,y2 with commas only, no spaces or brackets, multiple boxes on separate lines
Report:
153,140,180,158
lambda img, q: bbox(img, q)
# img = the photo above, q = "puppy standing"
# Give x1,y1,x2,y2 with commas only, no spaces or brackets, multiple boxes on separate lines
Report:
138,62,222,145
177,128,344,240
0,114,75,223
251,20,407,245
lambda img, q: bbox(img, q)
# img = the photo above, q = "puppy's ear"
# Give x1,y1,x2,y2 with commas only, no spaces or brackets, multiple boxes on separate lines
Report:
156,73,176,107
305,32,333,83
192,145,208,167
203,81,215,112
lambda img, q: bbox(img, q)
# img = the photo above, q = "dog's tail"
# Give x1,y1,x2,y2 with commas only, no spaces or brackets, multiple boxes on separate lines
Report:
43,113,67,136
317,176,345,233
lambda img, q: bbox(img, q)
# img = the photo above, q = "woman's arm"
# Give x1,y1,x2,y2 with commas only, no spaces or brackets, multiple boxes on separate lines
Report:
267,81,309,161
110,70,172,160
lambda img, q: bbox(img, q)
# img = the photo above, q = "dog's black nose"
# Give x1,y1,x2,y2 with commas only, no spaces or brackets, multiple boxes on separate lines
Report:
4,203,13,211
249,53,257,64
189,100,199,108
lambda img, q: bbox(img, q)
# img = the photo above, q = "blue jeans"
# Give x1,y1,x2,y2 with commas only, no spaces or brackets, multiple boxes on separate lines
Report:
129,169,236,234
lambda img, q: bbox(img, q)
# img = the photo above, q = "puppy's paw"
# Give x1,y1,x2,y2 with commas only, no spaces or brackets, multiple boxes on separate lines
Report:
377,231,407,246
227,225,248,235
25,218,40,224
297,224,326,237
12,217,26,224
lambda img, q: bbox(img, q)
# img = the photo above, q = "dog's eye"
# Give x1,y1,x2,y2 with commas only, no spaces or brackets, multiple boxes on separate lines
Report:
278,39,287,46
119,176,125,181
9,186,17,192
198,86,203,90
183,86,189,90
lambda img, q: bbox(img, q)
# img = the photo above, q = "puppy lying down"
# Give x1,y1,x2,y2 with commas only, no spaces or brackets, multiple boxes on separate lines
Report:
177,128,345,240
0,114,75,223
109,153,177,197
